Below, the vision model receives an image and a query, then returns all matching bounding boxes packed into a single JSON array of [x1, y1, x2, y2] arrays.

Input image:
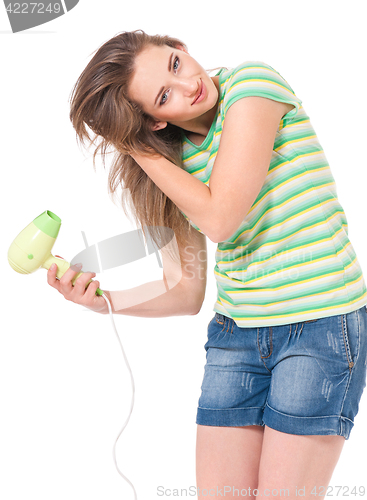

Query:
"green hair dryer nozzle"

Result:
[[8, 210, 104, 296]]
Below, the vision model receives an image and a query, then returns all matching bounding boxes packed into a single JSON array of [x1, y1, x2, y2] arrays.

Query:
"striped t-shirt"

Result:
[[180, 61, 367, 327]]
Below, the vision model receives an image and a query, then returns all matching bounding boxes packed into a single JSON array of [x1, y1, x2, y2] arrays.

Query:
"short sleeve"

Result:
[[223, 61, 302, 121]]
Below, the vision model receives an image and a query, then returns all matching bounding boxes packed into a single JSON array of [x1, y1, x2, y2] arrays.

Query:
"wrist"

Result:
[[99, 290, 113, 314], [130, 150, 162, 168]]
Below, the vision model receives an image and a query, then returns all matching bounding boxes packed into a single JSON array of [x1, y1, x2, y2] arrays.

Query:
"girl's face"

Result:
[[128, 43, 219, 132]]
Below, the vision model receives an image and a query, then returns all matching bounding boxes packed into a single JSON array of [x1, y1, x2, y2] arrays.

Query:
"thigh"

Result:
[[258, 425, 345, 499], [196, 424, 264, 495]]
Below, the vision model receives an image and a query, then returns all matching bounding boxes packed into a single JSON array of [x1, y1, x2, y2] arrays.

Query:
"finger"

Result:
[[83, 279, 101, 302], [82, 281, 107, 313], [59, 263, 84, 291], [47, 263, 61, 292], [72, 272, 96, 298]]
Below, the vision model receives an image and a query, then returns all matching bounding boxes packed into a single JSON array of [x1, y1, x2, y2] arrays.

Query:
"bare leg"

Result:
[[196, 424, 265, 497], [257, 425, 345, 499]]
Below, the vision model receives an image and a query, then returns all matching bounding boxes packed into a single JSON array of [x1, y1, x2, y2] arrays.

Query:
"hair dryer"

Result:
[[7, 210, 103, 296]]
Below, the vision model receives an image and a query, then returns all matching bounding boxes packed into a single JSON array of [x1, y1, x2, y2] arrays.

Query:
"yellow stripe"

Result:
[[214, 267, 344, 289], [223, 178, 335, 247], [188, 165, 207, 176], [281, 118, 310, 129], [228, 76, 294, 96], [274, 134, 317, 152], [246, 162, 330, 217], [216, 248, 357, 290], [225, 245, 355, 282], [182, 149, 204, 162], [217, 219, 348, 278], [215, 257, 351, 289], [267, 150, 328, 178], [220, 275, 363, 300], [217, 227, 350, 269], [215, 290, 367, 321]]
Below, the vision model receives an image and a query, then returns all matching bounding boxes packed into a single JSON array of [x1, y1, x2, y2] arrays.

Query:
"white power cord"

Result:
[[101, 292, 137, 500]]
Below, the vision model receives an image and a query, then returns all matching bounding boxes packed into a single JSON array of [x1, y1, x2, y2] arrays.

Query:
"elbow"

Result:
[[209, 234, 224, 244], [208, 218, 234, 243], [207, 227, 224, 244], [190, 291, 206, 315], [208, 229, 230, 244], [191, 302, 204, 315]]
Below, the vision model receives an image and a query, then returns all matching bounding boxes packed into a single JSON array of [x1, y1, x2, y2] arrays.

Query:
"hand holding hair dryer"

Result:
[[7, 210, 104, 296]]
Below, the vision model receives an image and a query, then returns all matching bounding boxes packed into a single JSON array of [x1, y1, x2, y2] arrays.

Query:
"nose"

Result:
[[177, 77, 199, 97]]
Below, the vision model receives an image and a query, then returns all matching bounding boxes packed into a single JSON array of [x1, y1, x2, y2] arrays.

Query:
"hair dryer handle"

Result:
[[43, 256, 104, 296]]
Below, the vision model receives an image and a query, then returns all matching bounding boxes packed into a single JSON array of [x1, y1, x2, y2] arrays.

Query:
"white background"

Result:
[[1, 1, 366, 499]]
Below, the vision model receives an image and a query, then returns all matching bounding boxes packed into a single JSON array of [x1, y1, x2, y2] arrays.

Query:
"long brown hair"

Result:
[[69, 29, 195, 263]]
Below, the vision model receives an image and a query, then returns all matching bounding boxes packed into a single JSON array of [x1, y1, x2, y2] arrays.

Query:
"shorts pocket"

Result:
[[215, 313, 229, 333], [340, 313, 359, 371], [205, 314, 231, 350]]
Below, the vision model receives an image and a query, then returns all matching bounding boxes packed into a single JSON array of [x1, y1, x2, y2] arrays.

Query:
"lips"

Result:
[[192, 80, 204, 105]]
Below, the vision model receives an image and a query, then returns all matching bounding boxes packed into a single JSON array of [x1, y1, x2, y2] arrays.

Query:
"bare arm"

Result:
[[47, 229, 207, 317], [103, 228, 207, 316]]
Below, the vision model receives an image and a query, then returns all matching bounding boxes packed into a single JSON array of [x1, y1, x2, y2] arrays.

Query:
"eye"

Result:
[[160, 90, 170, 105], [173, 56, 179, 72], [159, 56, 180, 106]]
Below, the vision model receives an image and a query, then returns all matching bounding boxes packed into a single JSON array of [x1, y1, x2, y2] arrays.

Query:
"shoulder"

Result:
[[221, 60, 301, 120], [225, 60, 294, 90], [220, 61, 276, 105]]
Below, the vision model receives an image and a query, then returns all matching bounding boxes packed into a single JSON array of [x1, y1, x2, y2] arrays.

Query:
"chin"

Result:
[[208, 91, 219, 110], [208, 84, 219, 105]]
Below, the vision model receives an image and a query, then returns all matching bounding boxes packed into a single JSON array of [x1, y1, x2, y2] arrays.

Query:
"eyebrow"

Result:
[[154, 52, 174, 106]]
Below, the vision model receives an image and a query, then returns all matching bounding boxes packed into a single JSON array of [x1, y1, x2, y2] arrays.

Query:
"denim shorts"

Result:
[[196, 305, 367, 439]]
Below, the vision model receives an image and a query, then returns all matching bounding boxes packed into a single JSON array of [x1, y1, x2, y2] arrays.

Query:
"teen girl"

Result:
[[47, 30, 367, 498]]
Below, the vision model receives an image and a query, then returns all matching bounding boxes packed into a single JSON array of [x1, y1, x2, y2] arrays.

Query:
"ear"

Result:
[[151, 120, 167, 131]]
